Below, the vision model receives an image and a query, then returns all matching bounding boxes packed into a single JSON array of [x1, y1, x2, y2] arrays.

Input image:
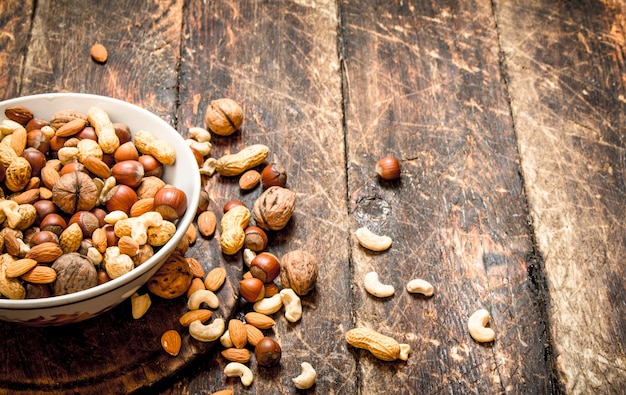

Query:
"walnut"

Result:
[[280, 249, 318, 296], [252, 186, 296, 231], [52, 171, 99, 214], [51, 253, 98, 295], [146, 253, 192, 299]]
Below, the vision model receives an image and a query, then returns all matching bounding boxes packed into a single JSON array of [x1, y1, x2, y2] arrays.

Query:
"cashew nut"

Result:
[[130, 292, 151, 319], [363, 271, 395, 298], [199, 157, 217, 176], [187, 139, 212, 157], [103, 246, 134, 279], [104, 210, 128, 224], [189, 318, 225, 342], [280, 288, 302, 323], [188, 289, 219, 310], [0, 200, 22, 229], [406, 278, 434, 297], [224, 362, 254, 387], [131, 211, 163, 245], [354, 227, 392, 251], [253, 293, 283, 315], [467, 309, 495, 343], [292, 362, 316, 389], [189, 127, 212, 143], [220, 329, 234, 348], [243, 248, 256, 267], [98, 176, 117, 205]]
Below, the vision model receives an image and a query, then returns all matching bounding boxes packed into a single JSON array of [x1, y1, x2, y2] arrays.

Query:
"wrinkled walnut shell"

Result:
[[252, 186, 296, 231], [146, 253, 192, 299], [51, 252, 98, 296], [280, 249, 318, 296], [52, 171, 98, 214], [204, 98, 243, 136]]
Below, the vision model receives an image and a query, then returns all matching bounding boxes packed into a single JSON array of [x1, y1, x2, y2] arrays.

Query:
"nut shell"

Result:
[[280, 249, 318, 296], [51, 253, 98, 296], [52, 171, 98, 214], [146, 253, 193, 299], [204, 98, 243, 136], [252, 186, 296, 231]]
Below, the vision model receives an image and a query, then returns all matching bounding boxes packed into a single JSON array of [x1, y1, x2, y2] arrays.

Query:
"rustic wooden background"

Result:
[[0, 0, 624, 394]]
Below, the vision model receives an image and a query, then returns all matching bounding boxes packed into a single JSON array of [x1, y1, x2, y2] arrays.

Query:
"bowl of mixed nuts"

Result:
[[0, 93, 201, 325]]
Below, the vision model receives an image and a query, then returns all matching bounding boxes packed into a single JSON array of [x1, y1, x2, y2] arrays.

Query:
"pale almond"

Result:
[[245, 324, 264, 347], [90, 43, 108, 63], [3, 232, 21, 256], [40, 166, 60, 189], [185, 223, 197, 244], [5, 258, 38, 278], [11, 188, 39, 205], [21, 265, 57, 284], [39, 187, 53, 200], [91, 227, 108, 253], [244, 312, 275, 329], [179, 309, 212, 327], [228, 319, 248, 349], [129, 198, 154, 217], [197, 210, 217, 237], [25, 242, 63, 263], [187, 257, 205, 279], [186, 277, 206, 298], [83, 156, 111, 179], [55, 117, 87, 137], [118, 235, 139, 256], [204, 267, 226, 291], [220, 348, 251, 363], [239, 169, 261, 190], [10, 126, 27, 156], [161, 329, 182, 356]]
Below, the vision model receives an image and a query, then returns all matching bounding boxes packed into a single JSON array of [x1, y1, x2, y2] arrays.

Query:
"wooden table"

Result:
[[1, 1, 625, 394]]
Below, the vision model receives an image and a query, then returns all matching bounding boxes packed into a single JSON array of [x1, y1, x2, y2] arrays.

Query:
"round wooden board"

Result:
[[0, 203, 241, 395]]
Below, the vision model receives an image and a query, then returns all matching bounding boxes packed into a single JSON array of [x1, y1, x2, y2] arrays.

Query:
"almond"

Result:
[[197, 210, 217, 237], [204, 267, 226, 291], [83, 156, 111, 179], [90, 43, 108, 63], [179, 309, 212, 327], [5, 106, 33, 125], [185, 223, 197, 245], [161, 329, 182, 356], [21, 265, 57, 284], [186, 277, 206, 298], [39, 187, 53, 200], [11, 188, 40, 205], [3, 232, 21, 256], [10, 126, 27, 156], [187, 257, 205, 279], [55, 117, 87, 137], [5, 258, 38, 278], [264, 282, 279, 297], [239, 169, 261, 190], [244, 312, 275, 329], [40, 166, 60, 189], [118, 235, 139, 256], [220, 348, 251, 363], [25, 242, 63, 263], [245, 324, 264, 347], [129, 198, 154, 217], [228, 319, 248, 349]]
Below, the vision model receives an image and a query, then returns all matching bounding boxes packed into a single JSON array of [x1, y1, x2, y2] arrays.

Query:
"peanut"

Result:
[[134, 129, 176, 165], [87, 106, 120, 154], [345, 327, 410, 361], [215, 144, 269, 176], [219, 205, 250, 255]]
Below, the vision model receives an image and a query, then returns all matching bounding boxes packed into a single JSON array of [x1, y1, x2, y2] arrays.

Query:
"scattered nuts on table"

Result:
[[363, 271, 395, 298], [90, 43, 108, 63], [375, 156, 401, 180], [254, 336, 282, 367], [292, 362, 317, 389], [345, 327, 410, 362], [467, 308, 495, 343], [406, 278, 435, 297], [223, 361, 254, 387], [354, 226, 393, 251]]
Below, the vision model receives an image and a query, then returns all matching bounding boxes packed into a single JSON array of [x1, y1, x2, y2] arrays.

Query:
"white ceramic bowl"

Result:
[[0, 93, 201, 326]]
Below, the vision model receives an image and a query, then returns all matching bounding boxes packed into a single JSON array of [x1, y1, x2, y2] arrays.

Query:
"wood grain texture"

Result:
[[167, 0, 353, 393], [341, 0, 558, 393], [0, 0, 34, 100], [495, 0, 626, 393]]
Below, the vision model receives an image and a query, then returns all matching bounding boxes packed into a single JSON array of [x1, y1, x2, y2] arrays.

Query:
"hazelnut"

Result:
[[223, 199, 245, 213], [249, 252, 280, 283], [105, 184, 138, 214], [111, 160, 144, 188], [60, 162, 87, 176], [22, 147, 47, 176], [113, 123, 132, 145], [204, 98, 243, 136], [244, 226, 268, 252], [26, 118, 49, 132], [375, 156, 401, 180], [26, 129, 50, 154], [261, 163, 287, 189], [153, 186, 187, 221], [69, 210, 100, 238], [196, 190, 210, 215], [138, 155, 163, 178], [30, 230, 59, 245], [76, 126, 97, 141], [114, 141, 139, 162], [33, 200, 57, 224], [254, 337, 281, 367], [239, 277, 265, 303]]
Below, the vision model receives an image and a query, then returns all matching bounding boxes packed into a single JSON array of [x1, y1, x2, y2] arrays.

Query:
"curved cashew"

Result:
[[224, 362, 254, 387], [220, 329, 234, 348], [280, 288, 302, 323], [253, 293, 283, 315], [189, 127, 212, 143], [468, 309, 495, 343], [104, 210, 128, 224], [399, 343, 411, 361], [103, 246, 134, 279], [292, 362, 316, 389], [98, 176, 117, 205], [243, 248, 256, 267], [187, 139, 212, 157], [189, 318, 225, 342], [363, 271, 395, 298], [354, 227, 392, 251], [188, 289, 219, 310], [200, 157, 217, 176], [131, 211, 163, 245], [406, 278, 434, 297]]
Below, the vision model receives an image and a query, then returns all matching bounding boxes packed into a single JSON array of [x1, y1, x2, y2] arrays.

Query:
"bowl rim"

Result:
[[0, 92, 201, 310]]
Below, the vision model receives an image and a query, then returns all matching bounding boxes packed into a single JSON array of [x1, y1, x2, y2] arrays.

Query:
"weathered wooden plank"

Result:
[[167, 0, 351, 393], [341, 0, 558, 393], [0, 0, 34, 100], [0, 1, 229, 394], [495, 0, 626, 393]]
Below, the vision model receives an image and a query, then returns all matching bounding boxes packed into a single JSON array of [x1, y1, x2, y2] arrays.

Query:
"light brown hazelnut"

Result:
[[105, 184, 138, 214], [239, 277, 265, 303], [138, 155, 163, 178], [375, 156, 401, 180], [111, 160, 144, 188]]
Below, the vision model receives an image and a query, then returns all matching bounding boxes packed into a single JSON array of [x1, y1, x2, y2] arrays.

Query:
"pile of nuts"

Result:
[[131, 98, 319, 391], [0, 105, 187, 299]]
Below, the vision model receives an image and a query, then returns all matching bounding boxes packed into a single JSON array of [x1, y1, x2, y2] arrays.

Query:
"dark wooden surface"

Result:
[[0, 1, 624, 394]]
